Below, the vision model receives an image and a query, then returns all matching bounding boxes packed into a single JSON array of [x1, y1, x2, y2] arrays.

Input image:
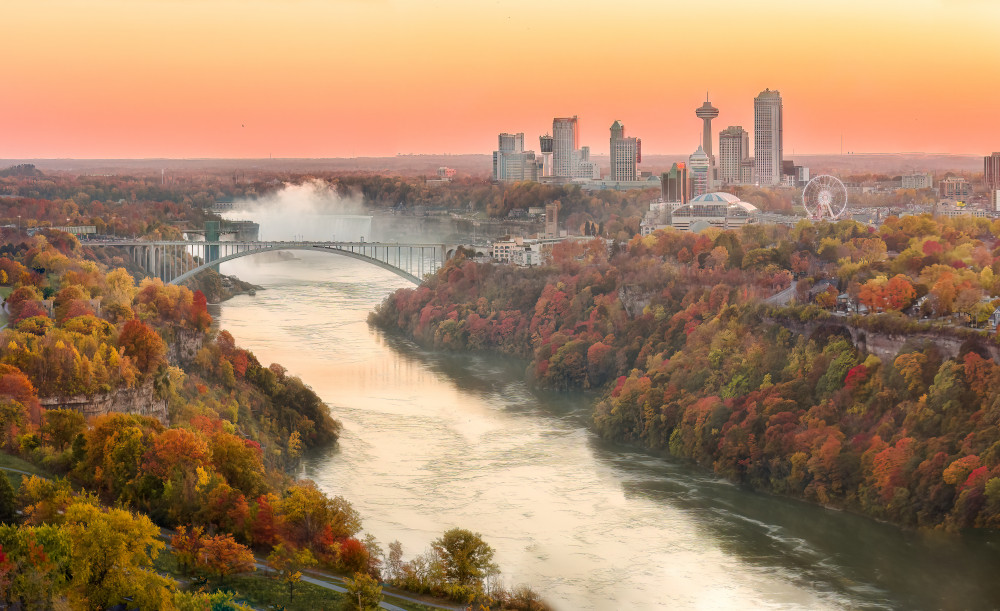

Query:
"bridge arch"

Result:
[[168, 244, 425, 286]]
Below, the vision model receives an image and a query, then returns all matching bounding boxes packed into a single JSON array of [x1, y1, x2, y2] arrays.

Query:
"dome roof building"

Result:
[[670, 191, 759, 232]]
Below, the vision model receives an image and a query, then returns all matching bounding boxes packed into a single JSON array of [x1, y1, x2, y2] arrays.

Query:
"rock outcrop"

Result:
[[39, 379, 167, 423]]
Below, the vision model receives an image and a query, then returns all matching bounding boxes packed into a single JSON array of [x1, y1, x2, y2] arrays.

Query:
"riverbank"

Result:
[[209, 253, 1000, 610]]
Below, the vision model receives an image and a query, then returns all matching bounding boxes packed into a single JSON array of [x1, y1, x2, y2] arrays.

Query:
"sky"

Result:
[[1, 0, 999, 159]]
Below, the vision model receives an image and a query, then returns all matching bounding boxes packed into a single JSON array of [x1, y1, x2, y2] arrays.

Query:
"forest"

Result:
[[371, 213, 1000, 531], [0, 167, 548, 610]]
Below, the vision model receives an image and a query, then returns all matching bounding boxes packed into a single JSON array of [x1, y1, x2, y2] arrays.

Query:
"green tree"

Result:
[[431, 528, 498, 588], [0, 475, 16, 524], [40, 408, 86, 451], [266, 542, 315, 603]]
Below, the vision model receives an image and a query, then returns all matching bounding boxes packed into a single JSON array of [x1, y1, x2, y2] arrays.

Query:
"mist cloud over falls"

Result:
[[224, 179, 373, 242]]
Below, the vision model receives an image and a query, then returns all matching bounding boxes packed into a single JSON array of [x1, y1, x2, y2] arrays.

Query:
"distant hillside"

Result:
[[0, 163, 43, 177], [0, 152, 985, 180]]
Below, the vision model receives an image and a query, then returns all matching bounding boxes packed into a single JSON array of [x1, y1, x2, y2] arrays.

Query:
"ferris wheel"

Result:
[[802, 175, 848, 220]]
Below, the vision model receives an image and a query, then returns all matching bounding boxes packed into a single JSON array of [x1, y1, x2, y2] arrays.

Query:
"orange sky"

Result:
[[1, 0, 999, 159]]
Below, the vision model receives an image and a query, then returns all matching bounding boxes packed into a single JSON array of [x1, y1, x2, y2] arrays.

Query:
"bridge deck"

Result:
[[88, 240, 446, 285]]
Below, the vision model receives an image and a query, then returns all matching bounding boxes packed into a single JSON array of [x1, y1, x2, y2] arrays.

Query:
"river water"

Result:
[[213, 252, 1000, 611]]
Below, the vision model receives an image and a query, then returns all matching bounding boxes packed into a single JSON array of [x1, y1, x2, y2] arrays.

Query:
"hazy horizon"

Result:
[[2, 0, 998, 159]]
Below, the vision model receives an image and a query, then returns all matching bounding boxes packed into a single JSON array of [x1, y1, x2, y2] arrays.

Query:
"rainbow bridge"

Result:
[[88, 240, 448, 285]]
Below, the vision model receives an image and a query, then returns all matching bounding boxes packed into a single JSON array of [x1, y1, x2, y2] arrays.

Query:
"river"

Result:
[[213, 251, 1000, 611]]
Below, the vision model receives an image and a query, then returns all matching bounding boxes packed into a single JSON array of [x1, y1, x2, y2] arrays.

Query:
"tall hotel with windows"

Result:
[[609, 120, 641, 181], [754, 89, 783, 186], [719, 126, 750, 184], [688, 146, 711, 197], [986, 152, 1000, 210], [492, 132, 539, 182], [552, 116, 579, 178]]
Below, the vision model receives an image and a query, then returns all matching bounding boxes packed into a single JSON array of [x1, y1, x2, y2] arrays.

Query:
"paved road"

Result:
[[764, 279, 797, 306], [161, 528, 460, 611]]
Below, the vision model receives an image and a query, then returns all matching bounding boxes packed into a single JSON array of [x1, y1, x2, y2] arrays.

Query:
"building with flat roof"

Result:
[[552, 117, 579, 178], [901, 173, 933, 190], [719, 126, 749, 184], [493, 132, 540, 182], [939, 176, 972, 201], [661, 162, 688, 204], [986, 152, 1000, 191], [754, 89, 783, 186]]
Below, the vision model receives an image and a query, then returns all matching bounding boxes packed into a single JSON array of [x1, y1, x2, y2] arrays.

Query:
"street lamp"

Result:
[[17, 215, 20, 232]]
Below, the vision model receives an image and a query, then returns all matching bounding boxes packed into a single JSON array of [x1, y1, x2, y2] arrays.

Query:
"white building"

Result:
[[493, 132, 540, 182], [571, 146, 601, 179], [901, 173, 933, 190], [670, 192, 759, 232], [754, 89, 783, 186], [552, 117, 579, 178], [689, 146, 711, 197]]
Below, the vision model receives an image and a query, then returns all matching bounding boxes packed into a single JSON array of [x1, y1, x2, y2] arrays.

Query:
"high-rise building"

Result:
[[572, 146, 600, 179], [688, 146, 711, 197], [493, 132, 539, 182], [718, 126, 749, 184], [740, 158, 754, 184], [754, 89, 783, 186], [539, 135, 554, 177], [609, 120, 641, 181], [552, 117, 579, 178], [985, 152, 1000, 190], [661, 162, 688, 204]]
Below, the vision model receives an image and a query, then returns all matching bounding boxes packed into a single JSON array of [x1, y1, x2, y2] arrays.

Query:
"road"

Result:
[[764, 279, 797, 306]]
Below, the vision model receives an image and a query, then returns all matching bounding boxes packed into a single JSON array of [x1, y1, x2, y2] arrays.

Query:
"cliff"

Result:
[[773, 316, 1000, 363], [39, 379, 167, 423]]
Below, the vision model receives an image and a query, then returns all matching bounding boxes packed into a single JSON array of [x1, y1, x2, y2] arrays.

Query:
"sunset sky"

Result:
[[2, 0, 999, 159]]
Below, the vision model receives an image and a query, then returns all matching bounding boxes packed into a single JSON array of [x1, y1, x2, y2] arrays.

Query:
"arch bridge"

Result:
[[88, 240, 447, 285]]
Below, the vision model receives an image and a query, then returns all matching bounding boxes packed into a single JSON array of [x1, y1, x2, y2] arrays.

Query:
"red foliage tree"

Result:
[[118, 319, 166, 375]]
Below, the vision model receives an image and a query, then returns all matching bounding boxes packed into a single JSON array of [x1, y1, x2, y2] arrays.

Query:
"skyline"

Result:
[[2, 0, 999, 159]]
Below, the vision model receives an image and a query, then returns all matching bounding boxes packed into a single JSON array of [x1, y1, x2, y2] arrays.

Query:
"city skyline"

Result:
[[1, 0, 999, 159]]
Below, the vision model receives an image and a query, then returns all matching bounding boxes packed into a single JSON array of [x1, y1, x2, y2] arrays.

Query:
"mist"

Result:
[[223, 179, 373, 242]]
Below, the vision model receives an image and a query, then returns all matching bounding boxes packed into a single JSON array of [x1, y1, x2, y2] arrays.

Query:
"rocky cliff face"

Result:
[[774, 317, 1000, 364], [167, 328, 204, 368], [618, 285, 654, 318], [39, 379, 167, 423]]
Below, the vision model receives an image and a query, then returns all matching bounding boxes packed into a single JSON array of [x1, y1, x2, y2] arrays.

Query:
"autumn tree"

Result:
[[266, 541, 316, 603], [63, 502, 175, 610], [344, 571, 384, 611], [118, 319, 167, 376], [194, 534, 255, 584]]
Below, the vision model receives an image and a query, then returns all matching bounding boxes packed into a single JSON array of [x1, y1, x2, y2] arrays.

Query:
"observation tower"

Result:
[[695, 96, 720, 164]]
